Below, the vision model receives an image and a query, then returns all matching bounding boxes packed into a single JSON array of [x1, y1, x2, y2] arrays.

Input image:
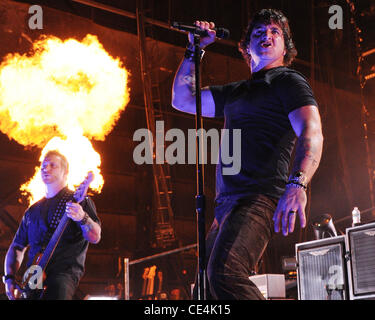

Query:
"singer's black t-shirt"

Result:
[[209, 66, 318, 223]]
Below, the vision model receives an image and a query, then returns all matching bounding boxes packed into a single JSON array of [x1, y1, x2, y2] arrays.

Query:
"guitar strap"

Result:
[[41, 188, 74, 251]]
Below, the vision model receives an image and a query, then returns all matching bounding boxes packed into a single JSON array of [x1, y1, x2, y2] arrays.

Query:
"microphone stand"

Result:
[[193, 34, 207, 300]]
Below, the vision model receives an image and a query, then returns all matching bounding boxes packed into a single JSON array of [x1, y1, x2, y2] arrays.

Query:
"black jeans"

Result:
[[42, 273, 78, 300], [194, 194, 278, 300]]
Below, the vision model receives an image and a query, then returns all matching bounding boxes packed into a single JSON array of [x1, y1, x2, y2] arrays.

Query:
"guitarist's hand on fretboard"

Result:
[[65, 201, 86, 222]]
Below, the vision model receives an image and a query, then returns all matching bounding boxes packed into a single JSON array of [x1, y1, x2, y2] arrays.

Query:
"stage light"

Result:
[[84, 295, 119, 300]]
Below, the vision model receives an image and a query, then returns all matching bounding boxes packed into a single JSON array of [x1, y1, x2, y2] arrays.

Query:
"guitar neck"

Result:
[[37, 213, 71, 271], [35, 173, 93, 273]]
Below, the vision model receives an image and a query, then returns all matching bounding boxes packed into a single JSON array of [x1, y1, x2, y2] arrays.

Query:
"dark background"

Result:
[[0, 0, 375, 299]]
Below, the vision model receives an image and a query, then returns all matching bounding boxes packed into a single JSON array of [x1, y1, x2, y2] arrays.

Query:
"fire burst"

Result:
[[0, 34, 130, 204]]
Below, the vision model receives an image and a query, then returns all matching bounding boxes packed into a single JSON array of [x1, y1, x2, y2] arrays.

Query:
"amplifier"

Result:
[[248, 274, 285, 299], [346, 222, 375, 300], [296, 236, 348, 300]]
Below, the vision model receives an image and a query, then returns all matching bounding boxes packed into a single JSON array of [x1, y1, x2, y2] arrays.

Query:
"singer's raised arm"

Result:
[[171, 21, 217, 118], [171, 60, 216, 117]]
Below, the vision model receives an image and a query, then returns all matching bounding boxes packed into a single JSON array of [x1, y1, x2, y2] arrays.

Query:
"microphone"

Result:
[[171, 21, 230, 39]]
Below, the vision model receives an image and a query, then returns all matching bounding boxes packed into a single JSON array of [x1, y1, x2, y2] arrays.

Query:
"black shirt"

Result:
[[13, 187, 100, 281], [210, 66, 318, 222]]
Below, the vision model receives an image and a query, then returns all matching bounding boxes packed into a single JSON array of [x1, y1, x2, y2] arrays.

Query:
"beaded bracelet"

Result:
[[287, 171, 307, 189], [286, 182, 307, 191], [288, 171, 307, 183]]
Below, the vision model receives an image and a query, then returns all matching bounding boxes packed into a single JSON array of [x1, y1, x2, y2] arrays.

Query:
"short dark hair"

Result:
[[43, 150, 69, 173], [238, 8, 298, 68]]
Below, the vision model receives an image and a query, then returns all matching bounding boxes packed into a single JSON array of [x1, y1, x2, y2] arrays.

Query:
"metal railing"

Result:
[[123, 243, 197, 300]]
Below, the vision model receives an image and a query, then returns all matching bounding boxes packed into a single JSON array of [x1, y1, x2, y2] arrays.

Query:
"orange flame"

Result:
[[0, 34, 130, 204]]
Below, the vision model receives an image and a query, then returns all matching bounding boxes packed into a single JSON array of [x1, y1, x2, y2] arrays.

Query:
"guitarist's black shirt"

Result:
[[13, 187, 100, 282]]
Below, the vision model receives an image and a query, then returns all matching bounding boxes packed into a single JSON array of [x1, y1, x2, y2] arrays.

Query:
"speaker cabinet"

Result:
[[346, 222, 375, 300], [296, 236, 348, 300]]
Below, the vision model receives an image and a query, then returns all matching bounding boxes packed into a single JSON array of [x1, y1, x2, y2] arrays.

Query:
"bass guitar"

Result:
[[17, 172, 94, 299]]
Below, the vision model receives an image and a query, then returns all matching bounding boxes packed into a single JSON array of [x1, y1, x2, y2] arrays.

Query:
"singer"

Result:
[[171, 9, 323, 300]]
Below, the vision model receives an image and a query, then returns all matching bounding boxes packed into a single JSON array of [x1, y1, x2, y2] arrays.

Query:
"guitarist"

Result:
[[3, 150, 101, 300]]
